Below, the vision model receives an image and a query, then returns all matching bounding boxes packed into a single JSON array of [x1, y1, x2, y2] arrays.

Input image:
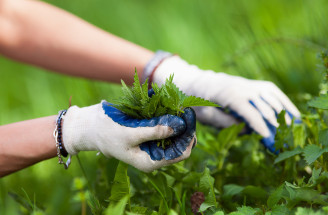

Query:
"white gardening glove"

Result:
[[143, 52, 300, 153], [62, 101, 197, 172]]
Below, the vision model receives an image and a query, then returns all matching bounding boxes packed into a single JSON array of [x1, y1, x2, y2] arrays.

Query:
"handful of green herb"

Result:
[[111, 71, 218, 148]]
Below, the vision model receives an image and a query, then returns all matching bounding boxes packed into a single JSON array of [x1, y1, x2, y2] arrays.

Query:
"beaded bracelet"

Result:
[[53, 109, 71, 169]]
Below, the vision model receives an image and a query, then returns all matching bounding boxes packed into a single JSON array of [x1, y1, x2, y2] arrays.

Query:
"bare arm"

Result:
[[0, 0, 154, 84], [0, 116, 57, 177]]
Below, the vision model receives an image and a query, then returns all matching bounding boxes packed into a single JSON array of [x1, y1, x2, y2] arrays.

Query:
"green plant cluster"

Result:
[[3, 1, 328, 214], [111, 71, 218, 119], [10, 54, 328, 215], [111, 71, 218, 148]]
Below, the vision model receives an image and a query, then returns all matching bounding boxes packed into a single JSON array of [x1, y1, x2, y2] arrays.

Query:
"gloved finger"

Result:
[[268, 84, 301, 118], [260, 92, 284, 115], [164, 107, 197, 160], [132, 136, 196, 172], [102, 101, 186, 145], [193, 106, 239, 128], [230, 101, 271, 138], [138, 108, 197, 161], [261, 93, 299, 125], [252, 98, 279, 127]]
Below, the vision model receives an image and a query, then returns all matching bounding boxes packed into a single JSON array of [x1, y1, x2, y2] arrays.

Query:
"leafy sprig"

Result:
[[109, 70, 218, 148], [111, 70, 218, 119]]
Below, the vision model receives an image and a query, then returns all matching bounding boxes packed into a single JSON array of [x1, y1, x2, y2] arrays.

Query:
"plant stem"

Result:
[[76, 155, 93, 193]]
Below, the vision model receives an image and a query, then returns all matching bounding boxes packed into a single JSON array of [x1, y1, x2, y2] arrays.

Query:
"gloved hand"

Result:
[[62, 101, 196, 172], [143, 52, 300, 153]]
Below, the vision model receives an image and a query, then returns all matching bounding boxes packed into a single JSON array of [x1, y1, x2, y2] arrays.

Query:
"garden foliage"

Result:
[[10, 52, 328, 215]]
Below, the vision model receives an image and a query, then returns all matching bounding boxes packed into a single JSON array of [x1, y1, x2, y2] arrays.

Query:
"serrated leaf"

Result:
[[319, 129, 328, 146], [308, 95, 328, 109], [267, 184, 284, 208], [216, 123, 245, 151], [121, 80, 138, 105], [199, 168, 217, 212], [271, 205, 292, 215], [154, 106, 168, 117], [229, 206, 260, 215], [275, 110, 294, 149], [274, 147, 302, 164], [308, 168, 322, 186], [109, 162, 131, 208], [113, 71, 219, 124], [293, 124, 306, 148], [132, 69, 143, 102], [302, 145, 328, 165], [182, 95, 218, 108], [105, 195, 128, 215], [111, 104, 142, 119], [295, 207, 327, 215]]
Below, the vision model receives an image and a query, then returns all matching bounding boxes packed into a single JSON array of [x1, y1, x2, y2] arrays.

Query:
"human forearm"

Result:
[[0, 116, 57, 177], [0, 0, 153, 84]]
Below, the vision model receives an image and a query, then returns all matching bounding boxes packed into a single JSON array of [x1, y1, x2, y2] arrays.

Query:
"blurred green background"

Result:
[[0, 0, 327, 214]]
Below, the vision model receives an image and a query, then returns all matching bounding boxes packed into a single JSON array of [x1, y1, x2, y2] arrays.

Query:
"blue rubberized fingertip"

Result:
[[148, 89, 155, 97], [102, 101, 196, 161], [218, 100, 300, 154], [140, 107, 196, 161]]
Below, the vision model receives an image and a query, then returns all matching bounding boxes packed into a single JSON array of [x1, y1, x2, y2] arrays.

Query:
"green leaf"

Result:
[[121, 79, 138, 105], [319, 129, 328, 146], [87, 192, 104, 215], [267, 184, 284, 208], [271, 205, 292, 215], [223, 184, 244, 198], [275, 110, 294, 149], [132, 69, 144, 102], [113, 71, 220, 123], [146, 172, 172, 214], [274, 147, 302, 164], [284, 183, 328, 207], [105, 195, 129, 215], [293, 124, 306, 148], [302, 144, 328, 165], [229, 206, 260, 215], [242, 185, 267, 200], [181, 95, 218, 108], [295, 207, 327, 215], [308, 94, 328, 110], [308, 167, 322, 186], [109, 161, 131, 209], [198, 168, 217, 212], [216, 123, 245, 151]]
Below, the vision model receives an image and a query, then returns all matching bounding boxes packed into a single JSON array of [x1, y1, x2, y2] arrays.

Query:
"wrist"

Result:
[[142, 50, 173, 84]]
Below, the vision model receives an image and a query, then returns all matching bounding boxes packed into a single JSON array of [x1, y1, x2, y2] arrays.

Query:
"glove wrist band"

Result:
[[53, 109, 71, 169], [142, 50, 173, 84]]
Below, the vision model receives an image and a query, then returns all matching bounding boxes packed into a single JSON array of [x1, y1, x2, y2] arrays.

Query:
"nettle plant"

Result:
[[110, 71, 218, 148]]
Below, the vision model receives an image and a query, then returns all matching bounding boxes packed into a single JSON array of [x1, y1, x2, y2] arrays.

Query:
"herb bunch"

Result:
[[110, 71, 218, 148], [112, 71, 218, 119]]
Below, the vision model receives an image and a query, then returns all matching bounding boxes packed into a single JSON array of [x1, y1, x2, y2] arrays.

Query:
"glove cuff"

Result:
[[62, 104, 101, 155], [142, 50, 173, 84]]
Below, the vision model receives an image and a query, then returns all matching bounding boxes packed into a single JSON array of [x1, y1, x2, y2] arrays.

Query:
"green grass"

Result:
[[1, 0, 328, 214]]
